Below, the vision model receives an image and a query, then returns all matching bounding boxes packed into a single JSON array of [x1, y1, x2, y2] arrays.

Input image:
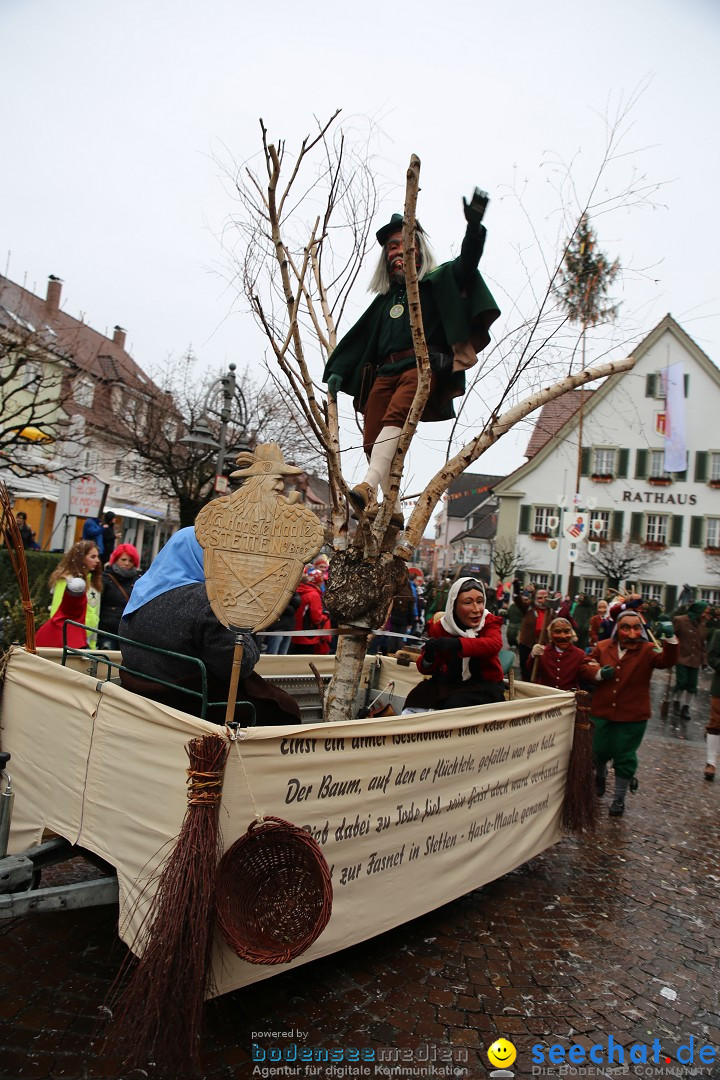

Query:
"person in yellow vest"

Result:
[[36, 540, 102, 649]]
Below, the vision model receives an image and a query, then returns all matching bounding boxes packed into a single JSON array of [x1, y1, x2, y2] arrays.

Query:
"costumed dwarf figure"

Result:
[[585, 608, 678, 817], [531, 617, 598, 691], [402, 577, 504, 714], [323, 190, 500, 528], [513, 582, 549, 681], [588, 599, 610, 646], [672, 600, 709, 719]]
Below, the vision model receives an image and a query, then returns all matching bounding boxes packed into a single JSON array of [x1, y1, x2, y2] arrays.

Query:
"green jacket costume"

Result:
[[322, 260, 500, 421]]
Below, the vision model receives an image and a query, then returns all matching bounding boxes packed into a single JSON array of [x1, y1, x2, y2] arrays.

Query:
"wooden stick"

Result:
[[530, 598, 562, 681], [224, 634, 246, 726]]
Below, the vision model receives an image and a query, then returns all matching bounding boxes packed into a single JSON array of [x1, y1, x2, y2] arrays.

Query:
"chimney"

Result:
[[113, 325, 127, 350], [46, 274, 63, 313]]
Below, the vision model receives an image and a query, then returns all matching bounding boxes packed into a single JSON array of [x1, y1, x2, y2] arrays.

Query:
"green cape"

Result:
[[323, 261, 500, 419]]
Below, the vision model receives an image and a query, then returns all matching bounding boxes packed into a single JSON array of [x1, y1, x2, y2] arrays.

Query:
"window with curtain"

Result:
[[645, 514, 668, 544]]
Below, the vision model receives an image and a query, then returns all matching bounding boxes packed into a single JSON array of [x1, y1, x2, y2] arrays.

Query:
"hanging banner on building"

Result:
[[68, 474, 108, 518], [562, 512, 589, 541], [662, 363, 687, 472]]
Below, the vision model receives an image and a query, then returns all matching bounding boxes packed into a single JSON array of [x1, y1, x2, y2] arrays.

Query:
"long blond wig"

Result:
[[367, 231, 437, 295]]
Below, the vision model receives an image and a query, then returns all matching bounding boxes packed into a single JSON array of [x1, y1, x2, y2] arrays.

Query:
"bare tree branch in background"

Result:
[[580, 535, 668, 590], [106, 353, 323, 527], [492, 538, 529, 583], [0, 321, 73, 477]]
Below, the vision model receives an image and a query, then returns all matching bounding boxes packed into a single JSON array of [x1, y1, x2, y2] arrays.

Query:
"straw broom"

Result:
[[107, 732, 229, 1078], [0, 483, 36, 652], [562, 689, 596, 834]]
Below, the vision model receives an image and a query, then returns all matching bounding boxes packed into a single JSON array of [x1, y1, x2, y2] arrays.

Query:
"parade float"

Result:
[[0, 449, 591, 1075]]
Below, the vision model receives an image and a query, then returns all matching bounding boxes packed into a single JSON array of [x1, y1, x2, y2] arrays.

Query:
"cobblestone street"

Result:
[[1, 670, 718, 1080]]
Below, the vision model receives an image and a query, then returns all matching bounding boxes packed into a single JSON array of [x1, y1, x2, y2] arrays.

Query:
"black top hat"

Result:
[[376, 212, 424, 247]]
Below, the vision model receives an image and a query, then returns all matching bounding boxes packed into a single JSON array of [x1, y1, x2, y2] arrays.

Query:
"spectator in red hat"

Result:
[[98, 544, 141, 650]]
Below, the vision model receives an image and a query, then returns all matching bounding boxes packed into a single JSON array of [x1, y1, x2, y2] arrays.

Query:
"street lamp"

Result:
[[180, 363, 252, 495]]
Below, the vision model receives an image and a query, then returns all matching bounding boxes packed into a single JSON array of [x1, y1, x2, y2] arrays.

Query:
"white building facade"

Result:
[[493, 316, 720, 611]]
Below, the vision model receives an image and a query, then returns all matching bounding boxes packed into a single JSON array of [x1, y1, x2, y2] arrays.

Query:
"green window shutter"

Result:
[[630, 512, 644, 543], [635, 449, 648, 479], [694, 451, 708, 483], [518, 505, 531, 534], [689, 516, 704, 548], [580, 447, 591, 477], [674, 466, 687, 481], [684, 374, 689, 397], [611, 510, 624, 541], [670, 516, 683, 547], [617, 448, 629, 479], [665, 584, 677, 613], [645, 374, 656, 398]]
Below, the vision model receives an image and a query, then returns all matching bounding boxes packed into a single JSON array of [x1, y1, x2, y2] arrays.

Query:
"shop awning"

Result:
[[10, 490, 59, 503], [104, 505, 157, 523]]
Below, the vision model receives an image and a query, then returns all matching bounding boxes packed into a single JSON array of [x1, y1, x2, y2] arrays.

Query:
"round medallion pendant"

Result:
[[389, 303, 404, 319]]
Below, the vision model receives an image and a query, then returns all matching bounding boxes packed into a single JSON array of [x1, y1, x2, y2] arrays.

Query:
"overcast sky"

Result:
[[2, 0, 719, 499]]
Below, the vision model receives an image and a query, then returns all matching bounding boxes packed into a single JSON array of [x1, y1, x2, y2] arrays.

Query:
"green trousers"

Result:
[[592, 716, 648, 779]]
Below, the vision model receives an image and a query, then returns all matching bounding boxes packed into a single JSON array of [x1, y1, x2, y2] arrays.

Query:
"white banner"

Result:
[[2, 649, 576, 996], [662, 363, 687, 473]]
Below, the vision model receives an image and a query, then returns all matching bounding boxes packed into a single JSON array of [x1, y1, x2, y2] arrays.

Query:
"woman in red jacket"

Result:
[[291, 568, 331, 655], [403, 577, 504, 713]]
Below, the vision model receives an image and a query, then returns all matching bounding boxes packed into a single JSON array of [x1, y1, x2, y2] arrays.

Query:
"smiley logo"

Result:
[[487, 1039, 517, 1069]]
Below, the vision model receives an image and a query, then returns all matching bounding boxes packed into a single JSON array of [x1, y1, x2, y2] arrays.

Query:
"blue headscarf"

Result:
[[122, 527, 205, 617]]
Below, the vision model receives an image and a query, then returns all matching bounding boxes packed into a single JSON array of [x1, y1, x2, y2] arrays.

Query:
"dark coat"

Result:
[[119, 583, 299, 726], [99, 566, 141, 636]]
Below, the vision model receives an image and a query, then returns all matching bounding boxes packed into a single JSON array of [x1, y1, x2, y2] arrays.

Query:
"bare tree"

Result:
[[223, 101, 661, 721], [106, 353, 324, 527], [0, 322, 72, 476], [491, 538, 529, 583], [580, 536, 668, 590]]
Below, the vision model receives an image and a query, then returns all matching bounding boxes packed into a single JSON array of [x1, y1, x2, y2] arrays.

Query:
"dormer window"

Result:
[[74, 377, 94, 408]]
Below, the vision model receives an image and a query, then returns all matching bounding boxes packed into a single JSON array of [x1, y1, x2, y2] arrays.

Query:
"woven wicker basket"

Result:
[[216, 816, 333, 965]]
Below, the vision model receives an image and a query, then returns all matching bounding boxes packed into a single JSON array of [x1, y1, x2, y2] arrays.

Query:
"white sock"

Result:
[[363, 426, 403, 512], [707, 733, 720, 767]]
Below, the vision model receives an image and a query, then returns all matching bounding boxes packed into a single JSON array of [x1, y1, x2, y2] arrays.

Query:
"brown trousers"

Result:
[[363, 369, 440, 455]]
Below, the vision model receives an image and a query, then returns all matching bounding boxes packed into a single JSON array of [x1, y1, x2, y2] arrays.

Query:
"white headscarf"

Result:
[[439, 577, 489, 681]]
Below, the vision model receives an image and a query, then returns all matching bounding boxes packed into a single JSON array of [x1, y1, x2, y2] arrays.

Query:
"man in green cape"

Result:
[[323, 190, 500, 529]]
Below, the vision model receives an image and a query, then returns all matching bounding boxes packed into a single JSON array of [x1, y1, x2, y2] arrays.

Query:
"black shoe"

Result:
[[595, 772, 606, 797], [629, 777, 639, 793], [609, 798, 625, 817]]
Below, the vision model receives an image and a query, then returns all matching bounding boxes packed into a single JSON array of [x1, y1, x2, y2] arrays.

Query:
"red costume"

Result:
[[35, 581, 89, 648], [293, 580, 331, 654], [533, 643, 589, 691]]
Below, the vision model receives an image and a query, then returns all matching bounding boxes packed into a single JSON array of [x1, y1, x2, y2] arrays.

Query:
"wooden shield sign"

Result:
[[195, 444, 325, 632]]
